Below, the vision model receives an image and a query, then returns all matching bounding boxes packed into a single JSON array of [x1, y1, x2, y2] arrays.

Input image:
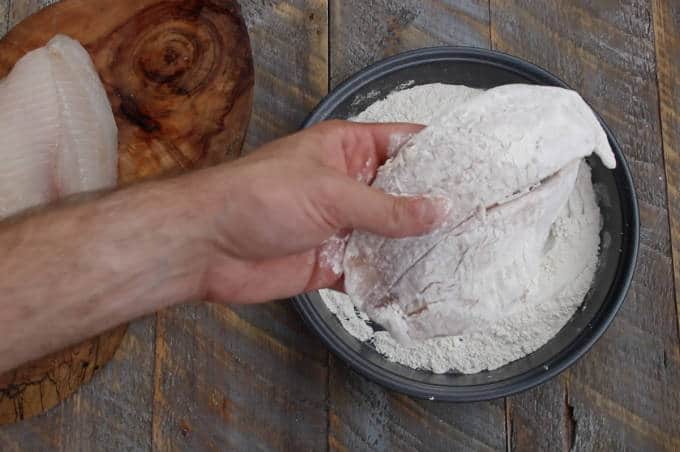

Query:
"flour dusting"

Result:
[[319, 234, 348, 276], [319, 83, 605, 374]]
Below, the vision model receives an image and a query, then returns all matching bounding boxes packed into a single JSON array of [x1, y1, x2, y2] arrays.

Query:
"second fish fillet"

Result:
[[0, 34, 118, 219]]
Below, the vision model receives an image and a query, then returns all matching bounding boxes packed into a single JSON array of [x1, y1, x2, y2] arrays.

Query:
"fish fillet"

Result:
[[343, 84, 616, 343], [0, 34, 117, 219]]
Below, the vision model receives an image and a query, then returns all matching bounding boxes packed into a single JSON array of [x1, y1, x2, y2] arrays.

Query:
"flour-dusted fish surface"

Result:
[[343, 84, 616, 343], [0, 34, 117, 219]]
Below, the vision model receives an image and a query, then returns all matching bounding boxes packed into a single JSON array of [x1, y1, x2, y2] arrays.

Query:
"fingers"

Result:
[[319, 121, 448, 238], [311, 120, 424, 168], [332, 178, 450, 238]]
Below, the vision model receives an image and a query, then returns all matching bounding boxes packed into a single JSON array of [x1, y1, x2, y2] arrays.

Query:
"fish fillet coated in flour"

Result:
[[343, 84, 616, 343], [0, 34, 117, 219]]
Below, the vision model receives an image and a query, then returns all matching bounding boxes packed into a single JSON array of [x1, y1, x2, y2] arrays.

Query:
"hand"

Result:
[[197, 120, 448, 303], [0, 120, 447, 372]]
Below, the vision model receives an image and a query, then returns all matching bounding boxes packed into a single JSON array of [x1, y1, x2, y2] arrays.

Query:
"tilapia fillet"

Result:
[[0, 34, 117, 219], [343, 84, 616, 343]]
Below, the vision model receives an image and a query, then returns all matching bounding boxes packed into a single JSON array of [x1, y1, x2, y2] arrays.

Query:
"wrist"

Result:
[[148, 175, 218, 306], [87, 175, 216, 311]]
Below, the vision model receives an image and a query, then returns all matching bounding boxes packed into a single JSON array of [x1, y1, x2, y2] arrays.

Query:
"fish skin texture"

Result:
[[343, 84, 616, 343], [0, 34, 118, 220]]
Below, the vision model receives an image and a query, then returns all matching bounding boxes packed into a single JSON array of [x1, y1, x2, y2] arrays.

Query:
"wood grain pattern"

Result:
[[3, 0, 56, 33], [151, 1, 330, 450], [0, 0, 253, 427], [329, 0, 490, 86], [0, 326, 127, 424], [505, 376, 576, 451], [2, 0, 680, 450], [491, 0, 680, 449], [0, 318, 155, 450], [327, 2, 506, 452], [241, 0, 328, 149], [152, 303, 329, 450], [329, 360, 506, 452], [0, 0, 254, 182], [653, 0, 680, 368]]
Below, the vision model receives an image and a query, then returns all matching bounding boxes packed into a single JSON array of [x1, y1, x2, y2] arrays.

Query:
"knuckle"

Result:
[[389, 197, 408, 229], [313, 176, 345, 229], [390, 196, 423, 236]]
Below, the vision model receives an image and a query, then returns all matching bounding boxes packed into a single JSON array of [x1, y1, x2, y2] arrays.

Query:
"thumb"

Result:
[[332, 179, 449, 238]]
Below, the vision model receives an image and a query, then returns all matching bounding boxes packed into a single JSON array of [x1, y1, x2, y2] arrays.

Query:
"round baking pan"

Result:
[[292, 47, 639, 401]]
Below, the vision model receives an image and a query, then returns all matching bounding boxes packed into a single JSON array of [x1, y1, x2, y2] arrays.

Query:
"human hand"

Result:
[[196, 120, 449, 304]]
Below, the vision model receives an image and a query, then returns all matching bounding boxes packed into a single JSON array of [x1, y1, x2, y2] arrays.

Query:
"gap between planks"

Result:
[[651, 0, 680, 357], [325, 3, 332, 452], [487, 2, 514, 450]]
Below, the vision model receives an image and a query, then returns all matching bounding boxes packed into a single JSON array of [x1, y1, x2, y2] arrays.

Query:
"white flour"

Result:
[[319, 234, 348, 276], [319, 83, 604, 374]]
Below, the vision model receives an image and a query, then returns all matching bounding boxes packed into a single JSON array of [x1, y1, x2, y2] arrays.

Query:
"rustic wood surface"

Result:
[[1, 0, 680, 450], [0, 0, 253, 428], [491, 1, 679, 451], [654, 0, 680, 369]]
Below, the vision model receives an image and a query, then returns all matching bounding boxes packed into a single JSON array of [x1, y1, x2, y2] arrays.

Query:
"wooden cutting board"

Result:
[[0, 0, 253, 424]]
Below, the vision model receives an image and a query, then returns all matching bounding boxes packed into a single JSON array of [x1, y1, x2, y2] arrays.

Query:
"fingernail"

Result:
[[414, 196, 451, 228]]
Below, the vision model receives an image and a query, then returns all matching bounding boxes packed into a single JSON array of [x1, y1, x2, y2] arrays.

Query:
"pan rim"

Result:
[[293, 46, 640, 402]]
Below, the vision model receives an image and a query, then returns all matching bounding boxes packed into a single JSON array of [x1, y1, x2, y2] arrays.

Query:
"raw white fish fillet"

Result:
[[0, 34, 117, 219], [343, 84, 616, 343]]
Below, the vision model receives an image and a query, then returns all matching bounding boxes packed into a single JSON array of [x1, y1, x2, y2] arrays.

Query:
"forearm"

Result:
[[0, 121, 442, 373], [0, 174, 213, 373]]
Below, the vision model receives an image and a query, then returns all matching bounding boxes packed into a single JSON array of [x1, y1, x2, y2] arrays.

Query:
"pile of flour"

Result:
[[319, 83, 603, 374]]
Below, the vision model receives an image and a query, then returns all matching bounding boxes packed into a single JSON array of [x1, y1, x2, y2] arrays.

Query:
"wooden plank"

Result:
[[0, 318, 156, 451], [152, 303, 329, 451], [0, 1, 8, 36], [6, 0, 55, 30], [327, 2, 507, 451], [0, 0, 56, 38], [242, 0, 329, 149], [653, 0, 680, 364], [151, 1, 330, 450], [329, 360, 506, 452], [505, 376, 575, 452], [490, 0, 680, 449], [329, 0, 491, 86]]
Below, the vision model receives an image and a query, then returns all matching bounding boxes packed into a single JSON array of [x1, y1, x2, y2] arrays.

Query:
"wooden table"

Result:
[[0, 0, 679, 450]]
